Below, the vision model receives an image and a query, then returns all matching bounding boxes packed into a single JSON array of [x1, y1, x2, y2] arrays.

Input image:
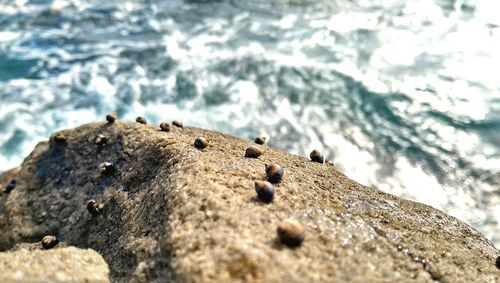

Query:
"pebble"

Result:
[[277, 219, 305, 247], [136, 116, 147, 125], [41, 235, 59, 249], [254, 181, 275, 203], [93, 134, 107, 146], [160, 122, 170, 132], [496, 256, 500, 269], [245, 146, 263, 158], [87, 199, 103, 216], [98, 162, 115, 175], [106, 113, 117, 123], [265, 164, 285, 183], [255, 136, 266, 145], [172, 120, 183, 128], [310, 149, 324, 163], [4, 179, 16, 193], [325, 159, 334, 166], [194, 137, 209, 149]]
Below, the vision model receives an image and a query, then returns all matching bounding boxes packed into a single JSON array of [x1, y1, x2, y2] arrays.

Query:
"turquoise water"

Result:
[[0, 0, 499, 246]]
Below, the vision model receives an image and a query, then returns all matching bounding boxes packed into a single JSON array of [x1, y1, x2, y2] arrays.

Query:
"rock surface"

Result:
[[0, 121, 499, 282], [0, 245, 109, 283]]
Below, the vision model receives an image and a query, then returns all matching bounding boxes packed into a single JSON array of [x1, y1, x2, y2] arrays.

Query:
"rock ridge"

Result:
[[0, 121, 498, 282]]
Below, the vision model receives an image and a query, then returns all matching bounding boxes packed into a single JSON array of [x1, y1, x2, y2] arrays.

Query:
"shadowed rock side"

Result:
[[0, 122, 498, 282]]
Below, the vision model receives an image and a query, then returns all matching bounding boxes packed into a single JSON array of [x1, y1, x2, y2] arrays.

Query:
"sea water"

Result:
[[0, 0, 499, 246]]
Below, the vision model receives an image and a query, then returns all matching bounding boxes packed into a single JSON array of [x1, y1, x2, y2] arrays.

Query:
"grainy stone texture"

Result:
[[0, 122, 499, 282], [0, 245, 109, 283]]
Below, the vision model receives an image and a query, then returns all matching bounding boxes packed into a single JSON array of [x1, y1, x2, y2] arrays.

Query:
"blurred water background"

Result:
[[0, 0, 499, 246]]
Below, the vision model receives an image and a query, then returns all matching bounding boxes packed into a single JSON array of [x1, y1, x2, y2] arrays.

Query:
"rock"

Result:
[[0, 245, 109, 283], [0, 122, 498, 282]]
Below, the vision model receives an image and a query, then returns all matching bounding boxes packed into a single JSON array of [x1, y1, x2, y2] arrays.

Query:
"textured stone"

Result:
[[0, 245, 109, 283], [0, 122, 498, 282]]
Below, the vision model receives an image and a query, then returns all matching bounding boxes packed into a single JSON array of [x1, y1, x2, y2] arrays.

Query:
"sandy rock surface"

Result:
[[0, 121, 498, 282], [0, 245, 109, 283]]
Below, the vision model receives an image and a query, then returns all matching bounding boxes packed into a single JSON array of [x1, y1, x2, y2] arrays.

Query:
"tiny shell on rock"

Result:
[[136, 116, 147, 124], [94, 134, 107, 146], [277, 219, 305, 247], [265, 164, 285, 183], [194, 137, 209, 149], [41, 235, 59, 249], [245, 146, 263, 158], [106, 113, 117, 123], [172, 120, 183, 128], [255, 136, 266, 145], [254, 181, 275, 203], [4, 179, 16, 193], [98, 162, 115, 175], [160, 122, 170, 132], [310, 149, 324, 163]]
